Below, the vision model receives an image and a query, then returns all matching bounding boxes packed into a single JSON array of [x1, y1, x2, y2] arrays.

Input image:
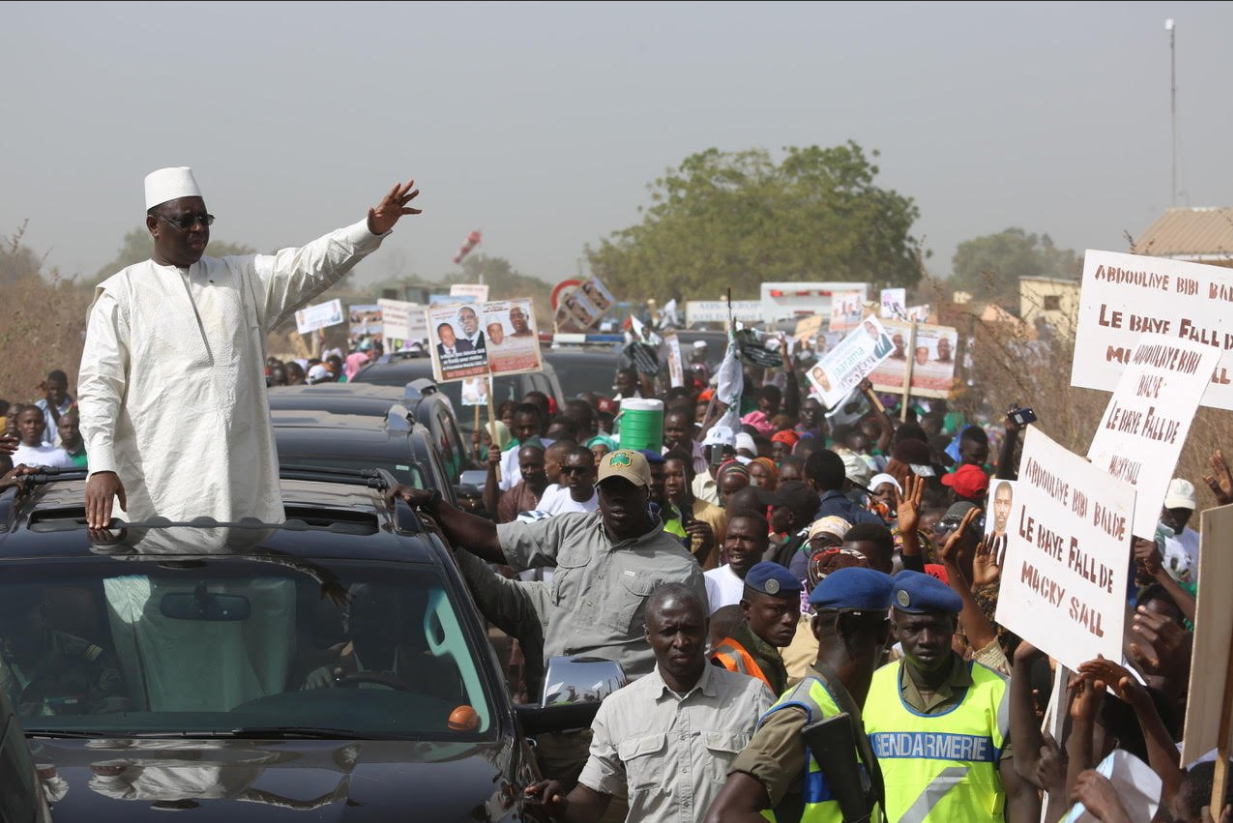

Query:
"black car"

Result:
[[539, 347, 621, 400], [271, 408, 460, 502], [0, 468, 544, 822], [268, 382, 471, 482], [352, 354, 564, 435]]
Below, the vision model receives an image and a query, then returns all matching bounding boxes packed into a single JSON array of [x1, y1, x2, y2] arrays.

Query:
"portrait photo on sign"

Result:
[[461, 376, 490, 406], [985, 480, 1016, 552], [580, 277, 615, 312], [484, 298, 542, 376], [427, 303, 489, 382]]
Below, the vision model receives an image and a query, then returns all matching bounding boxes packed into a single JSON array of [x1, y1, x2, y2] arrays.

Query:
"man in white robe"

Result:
[[78, 167, 422, 528]]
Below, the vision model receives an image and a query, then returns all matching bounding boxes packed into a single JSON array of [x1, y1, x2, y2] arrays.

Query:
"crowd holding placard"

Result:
[[4, 167, 1233, 823]]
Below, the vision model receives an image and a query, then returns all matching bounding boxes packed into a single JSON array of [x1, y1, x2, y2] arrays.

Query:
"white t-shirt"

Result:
[[498, 437, 556, 491], [12, 443, 75, 470], [1162, 526, 1201, 583], [703, 565, 747, 615], [536, 484, 600, 515]]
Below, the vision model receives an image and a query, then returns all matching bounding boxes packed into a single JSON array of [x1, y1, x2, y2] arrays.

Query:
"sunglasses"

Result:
[[559, 466, 590, 476], [156, 212, 215, 230]]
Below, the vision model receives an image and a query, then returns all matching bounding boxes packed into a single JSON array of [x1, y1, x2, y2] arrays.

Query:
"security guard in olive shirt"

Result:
[[710, 562, 801, 696], [862, 571, 1035, 823], [704, 567, 895, 823]]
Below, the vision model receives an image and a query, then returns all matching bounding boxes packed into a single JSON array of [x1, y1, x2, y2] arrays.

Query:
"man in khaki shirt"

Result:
[[393, 449, 707, 680], [526, 584, 772, 823]]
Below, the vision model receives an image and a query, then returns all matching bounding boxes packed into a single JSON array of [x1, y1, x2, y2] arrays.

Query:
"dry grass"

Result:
[[0, 276, 91, 407]]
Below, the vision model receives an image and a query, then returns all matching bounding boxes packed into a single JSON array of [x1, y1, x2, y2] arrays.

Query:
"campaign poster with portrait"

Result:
[[348, 304, 383, 349], [483, 298, 542, 376], [461, 376, 490, 406], [829, 291, 865, 332], [296, 298, 344, 334], [580, 276, 616, 313], [555, 288, 602, 332], [985, 480, 1017, 543], [867, 320, 959, 399], [805, 316, 895, 409], [427, 303, 489, 382]]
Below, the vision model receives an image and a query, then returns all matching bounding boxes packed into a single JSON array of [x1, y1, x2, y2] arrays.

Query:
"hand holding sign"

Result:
[[1078, 656, 1149, 708], [972, 534, 1005, 589]]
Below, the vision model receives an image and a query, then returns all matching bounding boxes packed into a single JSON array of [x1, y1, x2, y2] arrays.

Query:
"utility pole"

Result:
[[1166, 18, 1177, 207]]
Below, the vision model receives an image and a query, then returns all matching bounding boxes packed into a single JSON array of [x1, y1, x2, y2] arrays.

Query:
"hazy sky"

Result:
[[3, 1, 1230, 292]]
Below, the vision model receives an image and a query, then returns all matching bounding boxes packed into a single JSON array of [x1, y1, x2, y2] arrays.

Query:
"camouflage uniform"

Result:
[[0, 631, 130, 716]]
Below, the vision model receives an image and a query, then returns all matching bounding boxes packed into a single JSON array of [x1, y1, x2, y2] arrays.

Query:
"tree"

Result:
[[1, 222, 49, 285], [950, 228, 1080, 305], [585, 142, 926, 300], [90, 228, 256, 285]]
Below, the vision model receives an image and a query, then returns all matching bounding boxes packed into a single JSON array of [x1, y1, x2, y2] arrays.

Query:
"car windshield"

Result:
[[543, 354, 618, 399], [1, 558, 494, 740], [278, 454, 426, 488]]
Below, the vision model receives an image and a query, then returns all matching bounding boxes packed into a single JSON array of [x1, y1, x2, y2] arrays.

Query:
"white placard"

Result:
[[1071, 249, 1233, 409], [461, 376, 490, 406], [760, 282, 868, 324], [377, 298, 426, 342], [685, 300, 763, 326], [451, 283, 490, 303], [1087, 334, 1219, 538], [665, 331, 684, 388], [880, 288, 906, 319], [995, 427, 1136, 671], [805, 316, 894, 408], [294, 298, 344, 334], [1181, 504, 1233, 765]]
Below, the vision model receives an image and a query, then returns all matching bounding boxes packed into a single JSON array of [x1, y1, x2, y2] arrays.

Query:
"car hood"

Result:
[[29, 737, 530, 823]]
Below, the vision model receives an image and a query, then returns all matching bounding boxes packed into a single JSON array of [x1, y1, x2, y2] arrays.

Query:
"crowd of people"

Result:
[[391, 338, 1230, 823], [1, 164, 1228, 821]]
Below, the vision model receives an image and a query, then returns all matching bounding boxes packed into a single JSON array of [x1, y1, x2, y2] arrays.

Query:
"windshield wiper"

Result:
[[25, 729, 120, 739], [225, 726, 367, 740]]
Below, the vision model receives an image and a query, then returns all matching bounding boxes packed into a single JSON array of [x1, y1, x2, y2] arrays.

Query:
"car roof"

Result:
[[0, 473, 437, 564]]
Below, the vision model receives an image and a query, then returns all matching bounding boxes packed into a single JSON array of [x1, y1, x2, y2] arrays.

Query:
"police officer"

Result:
[[861, 571, 1035, 823], [704, 567, 895, 823], [0, 588, 130, 716], [711, 562, 801, 696]]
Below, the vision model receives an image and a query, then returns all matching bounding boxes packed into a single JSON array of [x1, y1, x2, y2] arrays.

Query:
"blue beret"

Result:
[[638, 449, 666, 465], [744, 562, 803, 599], [808, 567, 894, 612], [891, 570, 963, 615]]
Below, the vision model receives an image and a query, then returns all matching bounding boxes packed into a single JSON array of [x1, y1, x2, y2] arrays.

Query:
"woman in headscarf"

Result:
[[586, 434, 618, 463], [770, 429, 800, 463], [747, 457, 779, 491], [715, 460, 751, 509]]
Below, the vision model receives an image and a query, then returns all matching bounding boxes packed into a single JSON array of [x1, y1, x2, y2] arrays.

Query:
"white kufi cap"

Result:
[[144, 167, 203, 210]]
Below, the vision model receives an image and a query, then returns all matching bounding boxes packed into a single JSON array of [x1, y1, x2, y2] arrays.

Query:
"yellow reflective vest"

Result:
[[760, 674, 878, 823], [862, 659, 1009, 823]]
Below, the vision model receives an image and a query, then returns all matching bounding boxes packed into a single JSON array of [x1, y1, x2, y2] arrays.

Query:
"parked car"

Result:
[[0, 467, 594, 822], [271, 408, 459, 501], [268, 381, 471, 482], [539, 346, 622, 400], [352, 353, 564, 435]]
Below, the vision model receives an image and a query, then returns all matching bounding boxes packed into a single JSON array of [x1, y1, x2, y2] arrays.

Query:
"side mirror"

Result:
[[514, 657, 627, 736]]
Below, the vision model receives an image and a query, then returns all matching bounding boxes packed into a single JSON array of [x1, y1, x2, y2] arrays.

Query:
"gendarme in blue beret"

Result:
[[744, 562, 803, 599], [809, 567, 894, 612], [892, 570, 962, 615]]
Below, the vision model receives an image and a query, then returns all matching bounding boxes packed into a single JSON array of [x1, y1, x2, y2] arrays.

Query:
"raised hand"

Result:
[[1079, 656, 1147, 706], [1132, 536, 1163, 578], [972, 532, 1004, 588], [1068, 674, 1105, 723], [367, 179, 422, 235], [1071, 771, 1132, 823], [1128, 606, 1192, 677], [940, 506, 982, 570], [896, 474, 924, 537], [1205, 449, 1233, 506]]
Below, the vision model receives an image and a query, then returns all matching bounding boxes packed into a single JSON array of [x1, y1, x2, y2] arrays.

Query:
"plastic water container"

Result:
[[617, 398, 664, 452]]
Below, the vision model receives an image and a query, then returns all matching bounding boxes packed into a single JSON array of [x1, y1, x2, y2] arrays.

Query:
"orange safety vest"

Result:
[[710, 636, 772, 691]]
